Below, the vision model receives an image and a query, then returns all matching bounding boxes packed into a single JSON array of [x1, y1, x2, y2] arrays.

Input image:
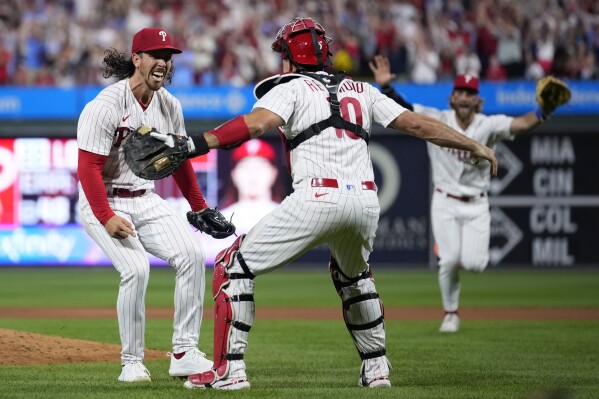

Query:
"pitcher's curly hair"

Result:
[[102, 48, 174, 85]]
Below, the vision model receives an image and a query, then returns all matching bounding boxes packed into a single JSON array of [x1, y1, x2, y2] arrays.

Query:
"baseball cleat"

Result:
[[439, 312, 460, 333], [168, 348, 213, 378], [184, 370, 250, 390], [118, 361, 151, 382], [359, 376, 391, 388]]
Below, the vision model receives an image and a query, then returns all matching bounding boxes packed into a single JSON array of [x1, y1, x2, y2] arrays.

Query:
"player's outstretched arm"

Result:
[[389, 111, 498, 176], [200, 108, 285, 151], [509, 111, 543, 136], [146, 108, 286, 158]]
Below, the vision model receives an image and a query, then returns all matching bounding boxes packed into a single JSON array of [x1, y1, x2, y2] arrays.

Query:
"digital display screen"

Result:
[[0, 137, 289, 266]]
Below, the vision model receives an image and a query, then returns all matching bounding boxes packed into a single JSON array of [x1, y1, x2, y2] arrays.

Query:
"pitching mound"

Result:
[[0, 328, 166, 366]]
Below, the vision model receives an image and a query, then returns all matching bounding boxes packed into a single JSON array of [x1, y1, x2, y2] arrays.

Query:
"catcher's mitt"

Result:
[[536, 76, 571, 116], [123, 125, 188, 180], [187, 208, 236, 239]]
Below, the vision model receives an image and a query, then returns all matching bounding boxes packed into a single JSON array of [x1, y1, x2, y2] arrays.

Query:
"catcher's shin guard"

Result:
[[211, 235, 255, 380], [329, 256, 388, 363]]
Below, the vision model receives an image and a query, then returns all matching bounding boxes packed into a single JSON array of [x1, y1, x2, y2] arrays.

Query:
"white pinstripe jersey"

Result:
[[77, 79, 187, 191], [253, 74, 406, 189], [414, 104, 514, 196]]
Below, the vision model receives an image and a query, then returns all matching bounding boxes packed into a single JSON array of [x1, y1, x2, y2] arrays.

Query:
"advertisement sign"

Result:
[[0, 137, 219, 266], [2, 82, 599, 122]]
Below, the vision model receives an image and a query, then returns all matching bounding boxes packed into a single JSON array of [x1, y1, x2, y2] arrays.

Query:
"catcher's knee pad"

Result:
[[212, 235, 255, 378], [329, 256, 386, 361]]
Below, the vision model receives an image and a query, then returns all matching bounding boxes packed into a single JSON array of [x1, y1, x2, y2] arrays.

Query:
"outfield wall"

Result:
[[0, 83, 597, 268]]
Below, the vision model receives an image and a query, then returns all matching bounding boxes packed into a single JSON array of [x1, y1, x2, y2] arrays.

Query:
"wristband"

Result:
[[189, 134, 210, 156], [210, 116, 251, 149], [535, 107, 548, 122]]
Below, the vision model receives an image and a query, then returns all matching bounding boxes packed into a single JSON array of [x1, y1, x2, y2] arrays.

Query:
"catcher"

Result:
[[369, 54, 571, 333]]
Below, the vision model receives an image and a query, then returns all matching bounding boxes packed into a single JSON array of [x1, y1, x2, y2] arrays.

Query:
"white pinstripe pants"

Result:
[[241, 183, 380, 277], [79, 190, 206, 364], [431, 190, 490, 312], [222, 182, 389, 381]]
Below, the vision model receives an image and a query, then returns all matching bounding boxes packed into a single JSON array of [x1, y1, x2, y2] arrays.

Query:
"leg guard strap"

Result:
[[237, 251, 255, 279], [346, 316, 385, 331], [360, 349, 386, 360], [343, 293, 379, 309]]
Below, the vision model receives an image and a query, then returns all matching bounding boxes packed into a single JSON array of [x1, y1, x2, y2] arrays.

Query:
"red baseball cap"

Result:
[[131, 28, 182, 54], [453, 74, 479, 92], [232, 139, 276, 164]]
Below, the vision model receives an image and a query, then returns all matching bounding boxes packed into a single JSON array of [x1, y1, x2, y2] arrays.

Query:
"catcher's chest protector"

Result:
[[287, 72, 369, 150]]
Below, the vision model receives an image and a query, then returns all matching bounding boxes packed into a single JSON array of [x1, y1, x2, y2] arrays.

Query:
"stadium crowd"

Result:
[[0, 0, 598, 87]]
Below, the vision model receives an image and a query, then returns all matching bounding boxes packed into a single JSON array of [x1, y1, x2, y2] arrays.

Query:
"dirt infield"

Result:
[[0, 328, 166, 366], [1, 307, 597, 367]]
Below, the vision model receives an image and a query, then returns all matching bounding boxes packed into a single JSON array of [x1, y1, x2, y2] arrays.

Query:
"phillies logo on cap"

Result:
[[131, 27, 182, 54], [453, 74, 479, 92]]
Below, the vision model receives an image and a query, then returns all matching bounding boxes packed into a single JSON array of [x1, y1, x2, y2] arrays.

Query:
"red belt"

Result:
[[311, 178, 377, 191], [436, 188, 485, 203], [111, 188, 147, 198]]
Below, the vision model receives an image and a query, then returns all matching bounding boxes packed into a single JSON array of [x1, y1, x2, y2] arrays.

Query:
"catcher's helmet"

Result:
[[271, 17, 332, 69]]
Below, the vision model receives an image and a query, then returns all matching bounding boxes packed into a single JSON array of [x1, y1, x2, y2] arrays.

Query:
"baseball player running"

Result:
[[369, 55, 570, 333], [151, 17, 497, 389], [77, 28, 213, 382]]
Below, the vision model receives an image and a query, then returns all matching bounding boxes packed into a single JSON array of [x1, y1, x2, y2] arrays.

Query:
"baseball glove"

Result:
[[536, 76, 571, 116], [187, 208, 236, 239], [123, 125, 188, 180]]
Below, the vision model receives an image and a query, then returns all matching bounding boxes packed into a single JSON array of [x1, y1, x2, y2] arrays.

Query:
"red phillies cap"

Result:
[[232, 139, 276, 164], [453, 74, 479, 92], [131, 28, 182, 54]]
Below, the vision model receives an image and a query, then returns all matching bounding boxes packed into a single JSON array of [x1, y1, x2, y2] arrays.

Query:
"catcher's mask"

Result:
[[271, 17, 332, 70]]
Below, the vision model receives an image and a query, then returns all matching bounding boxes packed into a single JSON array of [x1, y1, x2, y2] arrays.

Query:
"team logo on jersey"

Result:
[[445, 147, 471, 161], [113, 113, 134, 148]]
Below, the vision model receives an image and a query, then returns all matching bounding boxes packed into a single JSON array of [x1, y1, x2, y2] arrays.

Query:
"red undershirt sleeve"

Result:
[[172, 159, 208, 211], [77, 149, 115, 225]]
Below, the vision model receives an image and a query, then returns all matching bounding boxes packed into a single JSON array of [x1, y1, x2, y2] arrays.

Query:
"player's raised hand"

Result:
[[471, 144, 498, 176], [368, 55, 396, 88], [104, 215, 136, 239]]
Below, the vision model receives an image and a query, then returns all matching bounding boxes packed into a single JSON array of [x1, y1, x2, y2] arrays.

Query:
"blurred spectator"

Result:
[[495, 7, 524, 78], [524, 49, 545, 81], [1, 0, 598, 86], [474, 1, 498, 77], [409, 30, 439, 83], [455, 42, 481, 77], [0, 42, 10, 84], [485, 55, 507, 81]]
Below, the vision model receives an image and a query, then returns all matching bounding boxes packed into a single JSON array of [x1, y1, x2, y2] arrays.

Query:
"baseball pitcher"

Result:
[[76, 28, 219, 382]]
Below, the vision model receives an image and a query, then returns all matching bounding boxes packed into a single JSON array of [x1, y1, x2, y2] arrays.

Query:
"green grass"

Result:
[[0, 268, 598, 398], [1, 267, 599, 308]]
